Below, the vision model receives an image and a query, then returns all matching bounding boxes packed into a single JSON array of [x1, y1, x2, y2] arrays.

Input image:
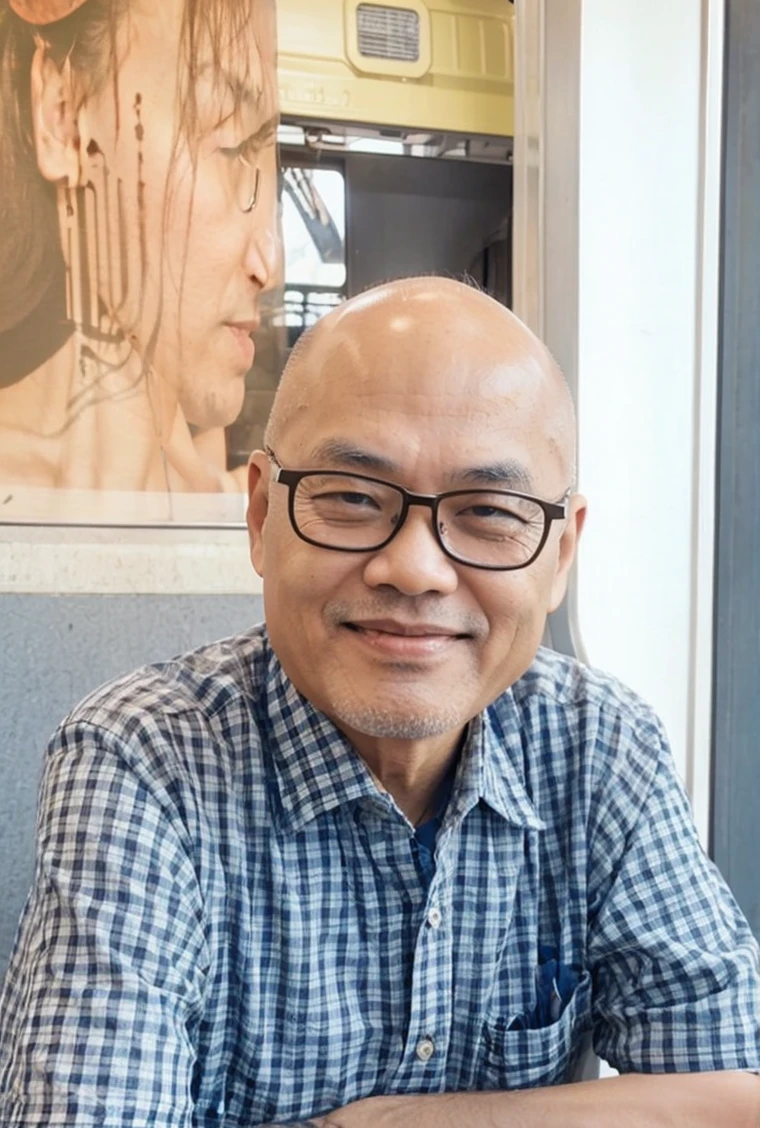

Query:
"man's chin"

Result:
[[327, 698, 465, 742]]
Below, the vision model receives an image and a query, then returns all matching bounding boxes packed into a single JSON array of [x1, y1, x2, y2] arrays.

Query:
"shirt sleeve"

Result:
[[0, 720, 209, 1127], [586, 715, 760, 1073]]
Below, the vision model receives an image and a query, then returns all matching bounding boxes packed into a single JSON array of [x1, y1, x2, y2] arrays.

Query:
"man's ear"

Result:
[[246, 450, 270, 578], [30, 39, 82, 185], [548, 494, 587, 613]]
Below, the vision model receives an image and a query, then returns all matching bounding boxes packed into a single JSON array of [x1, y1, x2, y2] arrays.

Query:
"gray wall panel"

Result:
[[0, 594, 263, 980], [345, 152, 512, 297], [712, 0, 760, 939]]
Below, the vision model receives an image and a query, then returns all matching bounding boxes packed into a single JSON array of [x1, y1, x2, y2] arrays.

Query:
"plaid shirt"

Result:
[[1, 625, 758, 1127]]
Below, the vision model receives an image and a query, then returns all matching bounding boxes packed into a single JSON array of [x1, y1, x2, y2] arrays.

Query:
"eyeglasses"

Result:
[[266, 449, 570, 571], [237, 160, 261, 213]]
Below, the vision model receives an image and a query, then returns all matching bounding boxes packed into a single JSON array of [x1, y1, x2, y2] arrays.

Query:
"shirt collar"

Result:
[[261, 639, 544, 836], [458, 696, 546, 832], [262, 646, 390, 836]]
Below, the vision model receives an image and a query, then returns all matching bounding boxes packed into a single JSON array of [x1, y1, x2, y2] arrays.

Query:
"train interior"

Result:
[[1, 0, 757, 1029]]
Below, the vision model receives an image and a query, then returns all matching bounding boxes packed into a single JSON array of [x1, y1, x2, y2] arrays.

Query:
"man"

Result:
[[1, 278, 758, 1127]]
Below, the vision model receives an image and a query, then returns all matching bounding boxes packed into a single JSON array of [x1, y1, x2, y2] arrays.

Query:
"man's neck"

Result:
[[338, 725, 468, 826]]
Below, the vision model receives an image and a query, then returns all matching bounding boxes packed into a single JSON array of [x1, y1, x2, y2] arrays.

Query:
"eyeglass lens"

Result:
[[235, 156, 259, 211], [291, 473, 548, 567]]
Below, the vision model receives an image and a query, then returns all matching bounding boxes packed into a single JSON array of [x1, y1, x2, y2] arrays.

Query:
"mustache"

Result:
[[324, 598, 487, 638]]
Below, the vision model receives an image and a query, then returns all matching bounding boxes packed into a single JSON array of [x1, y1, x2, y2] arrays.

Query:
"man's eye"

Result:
[[460, 504, 526, 523], [319, 491, 379, 508]]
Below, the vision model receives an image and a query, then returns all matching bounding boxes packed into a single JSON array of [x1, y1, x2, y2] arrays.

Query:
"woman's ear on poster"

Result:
[[29, 33, 83, 186]]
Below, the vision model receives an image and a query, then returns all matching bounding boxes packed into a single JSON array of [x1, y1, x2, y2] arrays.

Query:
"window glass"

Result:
[[226, 164, 347, 468], [281, 166, 347, 345]]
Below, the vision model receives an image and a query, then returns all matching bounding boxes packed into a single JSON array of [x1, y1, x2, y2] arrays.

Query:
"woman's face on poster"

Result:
[[33, 0, 280, 431]]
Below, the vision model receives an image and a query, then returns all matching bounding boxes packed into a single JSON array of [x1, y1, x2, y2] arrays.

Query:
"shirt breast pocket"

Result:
[[479, 969, 593, 1090]]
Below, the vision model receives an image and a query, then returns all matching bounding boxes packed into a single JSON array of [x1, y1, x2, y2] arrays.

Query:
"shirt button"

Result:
[[427, 907, 442, 929], [415, 1037, 435, 1062]]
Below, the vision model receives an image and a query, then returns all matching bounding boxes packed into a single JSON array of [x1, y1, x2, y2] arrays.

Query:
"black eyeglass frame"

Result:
[[267, 451, 571, 573]]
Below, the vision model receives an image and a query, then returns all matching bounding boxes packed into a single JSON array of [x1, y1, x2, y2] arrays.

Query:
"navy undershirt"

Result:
[[410, 759, 458, 888]]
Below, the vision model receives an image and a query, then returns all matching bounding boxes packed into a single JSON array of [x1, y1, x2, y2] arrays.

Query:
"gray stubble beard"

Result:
[[327, 698, 465, 741]]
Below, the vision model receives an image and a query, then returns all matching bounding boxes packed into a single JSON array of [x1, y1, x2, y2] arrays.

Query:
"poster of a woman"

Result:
[[0, 0, 280, 523]]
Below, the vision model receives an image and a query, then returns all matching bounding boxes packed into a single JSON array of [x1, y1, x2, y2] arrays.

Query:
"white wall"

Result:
[[574, 0, 722, 841]]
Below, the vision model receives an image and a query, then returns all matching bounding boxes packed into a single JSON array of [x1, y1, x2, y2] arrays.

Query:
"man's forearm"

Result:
[[314, 1071, 760, 1128]]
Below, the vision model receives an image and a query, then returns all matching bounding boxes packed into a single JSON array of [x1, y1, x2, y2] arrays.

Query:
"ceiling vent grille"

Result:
[[356, 4, 421, 63]]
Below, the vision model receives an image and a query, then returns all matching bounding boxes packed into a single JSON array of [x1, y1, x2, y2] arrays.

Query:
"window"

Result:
[[226, 164, 347, 468]]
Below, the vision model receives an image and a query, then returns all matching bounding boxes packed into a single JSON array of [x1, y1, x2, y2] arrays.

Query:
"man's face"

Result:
[[75, 0, 280, 429], [248, 302, 585, 744]]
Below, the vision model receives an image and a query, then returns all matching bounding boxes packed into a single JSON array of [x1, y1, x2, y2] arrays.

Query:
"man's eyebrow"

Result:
[[453, 461, 535, 493], [306, 442, 535, 492], [307, 440, 402, 476]]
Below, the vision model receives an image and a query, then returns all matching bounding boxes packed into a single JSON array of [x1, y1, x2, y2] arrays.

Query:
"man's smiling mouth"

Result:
[[340, 618, 472, 657], [343, 618, 469, 638]]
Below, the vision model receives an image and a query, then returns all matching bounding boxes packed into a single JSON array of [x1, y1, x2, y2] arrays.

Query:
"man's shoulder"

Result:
[[490, 649, 673, 836], [60, 623, 270, 749], [514, 649, 649, 699], [35, 627, 278, 865], [510, 645, 660, 728]]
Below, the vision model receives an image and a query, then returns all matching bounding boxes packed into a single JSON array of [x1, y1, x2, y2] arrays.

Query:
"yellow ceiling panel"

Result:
[[277, 0, 515, 138]]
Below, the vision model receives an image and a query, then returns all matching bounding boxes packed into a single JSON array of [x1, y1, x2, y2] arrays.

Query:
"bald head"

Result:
[[265, 277, 576, 487]]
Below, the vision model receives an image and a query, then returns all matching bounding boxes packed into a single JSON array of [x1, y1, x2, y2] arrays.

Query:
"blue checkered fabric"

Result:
[[1, 625, 758, 1126]]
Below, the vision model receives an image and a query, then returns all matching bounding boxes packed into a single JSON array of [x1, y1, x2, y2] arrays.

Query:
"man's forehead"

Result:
[[307, 338, 558, 426], [280, 343, 564, 451], [270, 280, 576, 484], [282, 354, 574, 487], [315, 293, 554, 382]]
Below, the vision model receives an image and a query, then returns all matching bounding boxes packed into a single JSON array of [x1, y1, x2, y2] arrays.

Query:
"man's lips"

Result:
[[342, 619, 470, 657], [344, 619, 467, 638]]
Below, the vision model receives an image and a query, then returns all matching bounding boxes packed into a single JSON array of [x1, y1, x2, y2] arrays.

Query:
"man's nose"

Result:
[[362, 506, 459, 597]]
